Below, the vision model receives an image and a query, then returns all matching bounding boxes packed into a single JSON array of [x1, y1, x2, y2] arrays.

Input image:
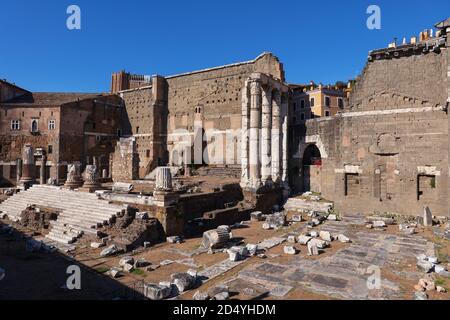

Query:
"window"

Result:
[[310, 98, 315, 107], [11, 120, 20, 130], [96, 135, 101, 142], [338, 98, 344, 109], [300, 113, 305, 120], [48, 120, 56, 130], [31, 120, 39, 133], [146, 150, 150, 158], [293, 103, 297, 112], [325, 111, 331, 117], [325, 96, 331, 107], [300, 100, 305, 109], [48, 145, 53, 154], [117, 129, 122, 137], [136, 126, 140, 134]]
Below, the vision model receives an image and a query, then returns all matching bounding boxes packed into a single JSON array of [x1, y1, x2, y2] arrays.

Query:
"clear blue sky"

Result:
[[1, 0, 448, 93]]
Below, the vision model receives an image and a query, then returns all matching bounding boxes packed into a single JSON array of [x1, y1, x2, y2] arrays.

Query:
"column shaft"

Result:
[[240, 81, 250, 187], [281, 96, 289, 185], [271, 91, 281, 183], [261, 87, 272, 184], [249, 80, 262, 188]]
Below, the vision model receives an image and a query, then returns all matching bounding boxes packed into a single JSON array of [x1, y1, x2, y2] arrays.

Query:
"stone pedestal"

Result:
[[64, 163, 83, 189], [19, 144, 35, 188], [80, 165, 101, 192]]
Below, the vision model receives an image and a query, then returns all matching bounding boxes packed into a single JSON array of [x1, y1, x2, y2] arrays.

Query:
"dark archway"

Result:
[[302, 144, 322, 192]]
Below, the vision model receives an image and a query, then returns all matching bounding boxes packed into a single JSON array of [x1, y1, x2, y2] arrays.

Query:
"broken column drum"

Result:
[[155, 167, 173, 192], [64, 163, 83, 189], [81, 165, 101, 192]]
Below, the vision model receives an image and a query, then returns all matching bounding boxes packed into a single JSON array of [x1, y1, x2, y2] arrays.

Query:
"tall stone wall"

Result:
[[294, 30, 450, 217], [119, 76, 168, 177], [165, 53, 284, 166]]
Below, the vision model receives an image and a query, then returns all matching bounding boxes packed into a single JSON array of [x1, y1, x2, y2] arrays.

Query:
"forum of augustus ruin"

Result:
[[1, 17, 450, 301]]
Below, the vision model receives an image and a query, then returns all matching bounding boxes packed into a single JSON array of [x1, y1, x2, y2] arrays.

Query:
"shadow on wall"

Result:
[[0, 221, 146, 300]]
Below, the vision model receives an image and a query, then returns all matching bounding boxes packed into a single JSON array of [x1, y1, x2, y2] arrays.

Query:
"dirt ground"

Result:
[[1, 211, 449, 300]]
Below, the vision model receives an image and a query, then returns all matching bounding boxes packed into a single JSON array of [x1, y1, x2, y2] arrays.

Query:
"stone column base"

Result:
[[79, 182, 101, 193], [153, 191, 180, 207]]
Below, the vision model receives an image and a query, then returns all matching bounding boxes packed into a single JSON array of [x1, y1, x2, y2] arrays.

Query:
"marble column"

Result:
[[20, 144, 35, 186], [240, 80, 250, 188], [271, 90, 281, 183], [281, 95, 289, 186], [249, 79, 262, 189], [261, 86, 272, 185], [40, 155, 46, 185]]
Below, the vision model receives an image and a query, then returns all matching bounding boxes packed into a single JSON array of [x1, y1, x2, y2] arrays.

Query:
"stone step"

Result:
[[1, 199, 122, 216], [45, 233, 76, 244], [50, 221, 98, 235]]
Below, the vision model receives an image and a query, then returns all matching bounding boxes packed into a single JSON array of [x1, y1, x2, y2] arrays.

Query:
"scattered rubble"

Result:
[[264, 212, 286, 229], [193, 291, 209, 300], [283, 245, 298, 255], [291, 214, 303, 222], [414, 291, 428, 300], [319, 231, 333, 242], [109, 267, 121, 279], [423, 206, 433, 227], [19, 206, 58, 230], [372, 221, 387, 228], [134, 259, 150, 268], [246, 244, 258, 256], [250, 211, 263, 221], [144, 283, 172, 300], [227, 246, 248, 261], [171, 272, 197, 292], [298, 235, 312, 245], [119, 256, 134, 267], [309, 238, 329, 249], [90, 242, 105, 249], [100, 244, 120, 257], [327, 214, 338, 221], [167, 236, 183, 244], [337, 234, 351, 243], [307, 241, 319, 256]]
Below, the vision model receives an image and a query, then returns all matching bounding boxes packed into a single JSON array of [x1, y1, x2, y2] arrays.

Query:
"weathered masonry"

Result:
[[114, 53, 285, 178], [293, 19, 450, 217]]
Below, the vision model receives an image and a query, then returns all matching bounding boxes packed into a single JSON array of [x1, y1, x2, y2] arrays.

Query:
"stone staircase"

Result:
[[0, 185, 127, 246]]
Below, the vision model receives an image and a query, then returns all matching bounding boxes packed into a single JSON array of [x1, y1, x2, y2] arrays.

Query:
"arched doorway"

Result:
[[302, 144, 322, 193]]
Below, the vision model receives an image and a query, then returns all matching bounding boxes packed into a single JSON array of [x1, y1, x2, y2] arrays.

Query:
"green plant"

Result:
[[131, 268, 146, 277], [95, 266, 110, 274]]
